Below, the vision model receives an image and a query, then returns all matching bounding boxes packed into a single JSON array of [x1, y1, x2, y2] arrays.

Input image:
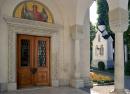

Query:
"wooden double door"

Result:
[[17, 34, 50, 88]]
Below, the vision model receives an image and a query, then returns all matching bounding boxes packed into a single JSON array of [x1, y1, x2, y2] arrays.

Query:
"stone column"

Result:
[[70, 24, 84, 88], [74, 39, 80, 79], [109, 8, 129, 94], [113, 32, 125, 94]]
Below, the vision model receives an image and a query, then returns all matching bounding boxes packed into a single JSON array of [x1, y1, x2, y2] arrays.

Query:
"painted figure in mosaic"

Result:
[[21, 2, 48, 22], [21, 2, 33, 20], [32, 4, 43, 21], [41, 8, 48, 22]]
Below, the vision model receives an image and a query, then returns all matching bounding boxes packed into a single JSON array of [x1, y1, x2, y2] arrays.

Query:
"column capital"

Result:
[[109, 8, 129, 33], [70, 24, 84, 40]]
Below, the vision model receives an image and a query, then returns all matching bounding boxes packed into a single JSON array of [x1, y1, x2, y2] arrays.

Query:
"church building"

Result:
[[92, 20, 114, 69]]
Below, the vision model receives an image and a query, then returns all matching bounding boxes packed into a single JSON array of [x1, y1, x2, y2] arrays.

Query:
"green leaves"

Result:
[[96, 0, 110, 31]]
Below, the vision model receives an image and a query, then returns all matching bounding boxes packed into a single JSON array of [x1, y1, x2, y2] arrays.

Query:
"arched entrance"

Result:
[[98, 61, 105, 70], [13, 1, 53, 89], [4, 0, 63, 90]]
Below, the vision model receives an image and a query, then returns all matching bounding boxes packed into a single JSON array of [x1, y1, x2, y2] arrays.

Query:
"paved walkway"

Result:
[[1, 87, 90, 94], [1, 86, 130, 94], [91, 85, 130, 94]]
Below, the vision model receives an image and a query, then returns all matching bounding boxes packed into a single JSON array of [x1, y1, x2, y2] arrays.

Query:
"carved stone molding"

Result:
[[70, 24, 84, 40], [4, 17, 63, 90], [109, 8, 129, 32], [4, 17, 63, 32]]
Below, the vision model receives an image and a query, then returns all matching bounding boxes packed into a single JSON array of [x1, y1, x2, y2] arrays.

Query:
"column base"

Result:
[[8, 82, 17, 91], [0, 83, 7, 92], [51, 80, 59, 87], [84, 79, 93, 88], [110, 89, 127, 94], [71, 79, 84, 88], [59, 79, 69, 86]]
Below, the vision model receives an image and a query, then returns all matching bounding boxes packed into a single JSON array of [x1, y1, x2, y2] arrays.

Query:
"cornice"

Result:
[[4, 17, 63, 32]]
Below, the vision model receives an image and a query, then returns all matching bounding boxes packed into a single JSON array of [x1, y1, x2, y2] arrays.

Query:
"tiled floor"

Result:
[[1, 87, 90, 94]]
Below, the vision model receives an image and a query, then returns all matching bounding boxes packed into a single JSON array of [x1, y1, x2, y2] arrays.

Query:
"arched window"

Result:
[[13, 1, 54, 23], [100, 45, 104, 56], [98, 34, 101, 42], [95, 45, 99, 56]]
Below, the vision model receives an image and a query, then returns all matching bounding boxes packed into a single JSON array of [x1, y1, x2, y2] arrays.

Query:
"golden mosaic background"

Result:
[[13, 1, 54, 23]]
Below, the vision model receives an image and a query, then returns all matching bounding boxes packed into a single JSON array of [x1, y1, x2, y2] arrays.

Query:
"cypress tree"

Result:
[[97, 0, 110, 31]]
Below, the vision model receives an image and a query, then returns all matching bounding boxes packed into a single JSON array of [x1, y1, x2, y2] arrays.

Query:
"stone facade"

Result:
[[0, 0, 91, 92], [92, 25, 114, 69], [0, 0, 129, 94]]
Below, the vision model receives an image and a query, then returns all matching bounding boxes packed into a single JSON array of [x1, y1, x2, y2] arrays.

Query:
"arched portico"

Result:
[[81, 0, 129, 93], [0, 0, 129, 93], [0, 0, 64, 91]]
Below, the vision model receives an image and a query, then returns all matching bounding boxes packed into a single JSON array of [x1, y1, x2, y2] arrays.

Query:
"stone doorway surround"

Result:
[[4, 17, 63, 91]]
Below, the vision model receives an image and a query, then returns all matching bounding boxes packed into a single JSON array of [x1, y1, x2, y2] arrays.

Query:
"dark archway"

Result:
[[98, 61, 105, 70]]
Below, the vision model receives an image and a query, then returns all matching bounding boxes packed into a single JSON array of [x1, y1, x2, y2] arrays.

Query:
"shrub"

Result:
[[90, 72, 114, 85], [90, 72, 112, 81]]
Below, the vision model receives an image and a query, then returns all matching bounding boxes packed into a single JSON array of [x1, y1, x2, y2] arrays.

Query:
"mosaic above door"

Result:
[[13, 1, 54, 23]]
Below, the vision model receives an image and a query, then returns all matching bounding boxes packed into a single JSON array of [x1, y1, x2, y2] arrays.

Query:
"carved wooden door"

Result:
[[17, 34, 50, 88]]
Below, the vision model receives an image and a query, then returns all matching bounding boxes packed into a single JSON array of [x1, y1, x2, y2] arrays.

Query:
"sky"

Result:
[[90, 1, 98, 25]]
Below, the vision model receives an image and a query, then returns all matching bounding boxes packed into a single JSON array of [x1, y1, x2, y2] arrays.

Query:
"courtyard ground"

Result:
[[1, 87, 89, 94], [1, 72, 130, 94], [91, 85, 130, 94], [1, 85, 130, 94]]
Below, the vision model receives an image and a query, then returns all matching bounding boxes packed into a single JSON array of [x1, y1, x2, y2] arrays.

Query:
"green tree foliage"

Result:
[[90, 22, 96, 44], [97, 0, 110, 31], [90, 22, 96, 50], [90, 22, 96, 63], [125, 61, 130, 76], [124, 3, 130, 54], [124, 1, 130, 73]]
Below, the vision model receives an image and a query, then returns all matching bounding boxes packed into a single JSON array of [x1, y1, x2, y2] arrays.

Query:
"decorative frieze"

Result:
[[4, 17, 62, 32], [109, 8, 129, 32]]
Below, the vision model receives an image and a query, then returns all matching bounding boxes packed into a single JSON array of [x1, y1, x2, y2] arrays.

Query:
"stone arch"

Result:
[[0, 0, 63, 24], [81, 0, 108, 84], [128, 0, 130, 9], [13, 1, 54, 23], [127, 0, 130, 25], [79, 0, 94, 85], [0, 0, 64, 91]]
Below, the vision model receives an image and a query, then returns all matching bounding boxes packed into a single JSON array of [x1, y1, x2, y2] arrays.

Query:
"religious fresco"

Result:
[[13, 1, 54, 23]]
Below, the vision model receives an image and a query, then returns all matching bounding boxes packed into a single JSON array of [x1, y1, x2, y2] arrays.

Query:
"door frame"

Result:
[[5, 17, 63, 91], [17, 34, 51, 88]]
